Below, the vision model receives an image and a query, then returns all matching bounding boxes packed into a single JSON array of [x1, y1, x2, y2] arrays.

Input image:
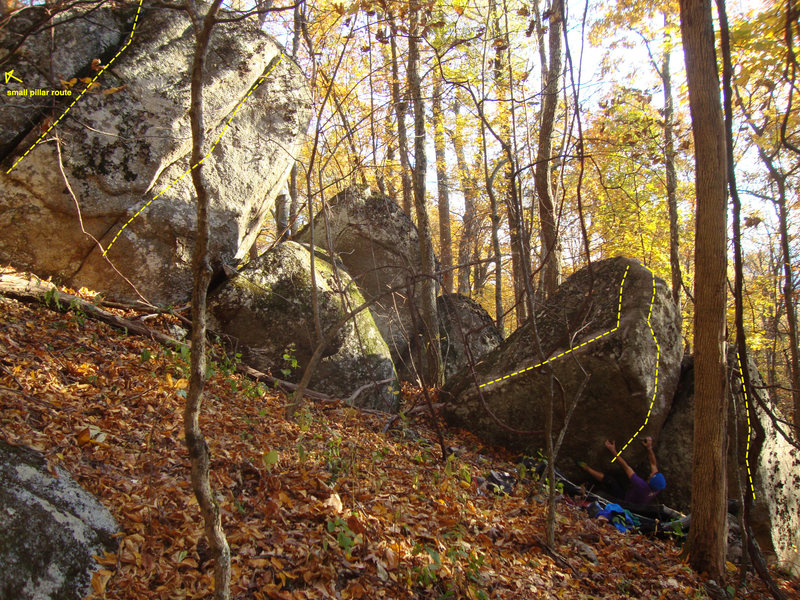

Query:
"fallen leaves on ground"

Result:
[[1, 279, 798, 600]]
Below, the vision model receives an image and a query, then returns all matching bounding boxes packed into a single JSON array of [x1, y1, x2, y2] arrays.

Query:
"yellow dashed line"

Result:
[[102, 54, 283, 255], [613, 268, 659, 462], [736, 350, 757, 500], [478, 265, 631, 389], [6, 0, 144, 174]]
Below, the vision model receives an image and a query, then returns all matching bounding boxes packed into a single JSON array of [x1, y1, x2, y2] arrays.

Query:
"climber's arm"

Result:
[[643, 436, 659, 478], [605, 440, 634, 479]]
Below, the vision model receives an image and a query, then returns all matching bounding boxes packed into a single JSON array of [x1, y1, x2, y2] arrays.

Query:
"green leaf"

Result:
[[262, 449, 279, 469]]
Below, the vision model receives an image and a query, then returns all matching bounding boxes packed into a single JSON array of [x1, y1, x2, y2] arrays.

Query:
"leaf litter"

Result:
[[1, 279, 798, 600]]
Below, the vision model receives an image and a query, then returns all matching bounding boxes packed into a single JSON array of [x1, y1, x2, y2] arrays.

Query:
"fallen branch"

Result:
[[0, 272, 184, 350], [236, 364, 333, 402], [0, 272, 335, 404], [345, 378, 394, 406]]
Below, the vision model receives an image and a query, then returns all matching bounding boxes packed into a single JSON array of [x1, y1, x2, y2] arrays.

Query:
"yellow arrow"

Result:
[[4, 70, 23, 84]]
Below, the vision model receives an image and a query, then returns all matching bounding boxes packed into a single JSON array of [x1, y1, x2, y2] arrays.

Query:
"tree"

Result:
[[535, 0, 564, 300], [408, 0, 443, 386], [432, 69, 454, 293], [184, 1, 231, 598], [660, 18, 683, 309], [451, 92, 482, 295], [389, 12, 413, 216], [678, 0, 729, 583], [728, 1, 800, 437]]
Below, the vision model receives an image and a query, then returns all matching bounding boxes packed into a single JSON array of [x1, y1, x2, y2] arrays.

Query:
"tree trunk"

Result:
[[384, 109, 397, 203], [661, 21, 682, 311], [407, 1, 442, 387], [490, 0, 528, 325], [773, 171, 800, 437], [451, 94, 479, 295], [679, 0, 729, 584], [480, 115, 505, 335], [535, 0, 563, 300], [389, 13, 413, 216], [185, 1, 231, 597], [432, 70, 453, 293], [275, 192, 289, 242], [288, 2, 302, 236]]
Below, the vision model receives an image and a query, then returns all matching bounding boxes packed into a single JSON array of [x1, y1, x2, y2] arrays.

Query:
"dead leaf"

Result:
[[90, 568, 113, 595], [324, 492, 343, 513]]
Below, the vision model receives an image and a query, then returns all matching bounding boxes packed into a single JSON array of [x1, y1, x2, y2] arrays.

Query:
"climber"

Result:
[[578, 436, 666, 505]]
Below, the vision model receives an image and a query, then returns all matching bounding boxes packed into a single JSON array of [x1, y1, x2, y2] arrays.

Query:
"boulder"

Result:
[[0, 6, 312, 305], [442, 257, 682, 482], [658, 350, 800, 576], [0, 439, 120, 600], [208, 241, 398, 411], [654, 355, 693, 511], [438, 293, 502, 382], [294, 186, 428, 372], [0, 5, 130, 159]]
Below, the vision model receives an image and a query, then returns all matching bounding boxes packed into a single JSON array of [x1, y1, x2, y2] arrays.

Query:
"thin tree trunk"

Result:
[[288, 2, 302, 235], [778, 196, 800, 437], [535, 0, 563, 300], [389, 13, 413, 216], [679, 0, 729, 584], [408, 0, 442, 387], [480, 116, 504, 335], [185, 1, 230, 597], [384, 111, 398, 203], [432, 70, 453, 293], [768, 166, 800, 437], [451, 94, 479, 295], [661, 21, 682, 310], [718, 5, 788, 596], [324, 73, 368, 186], [275, 193, 289, 242]]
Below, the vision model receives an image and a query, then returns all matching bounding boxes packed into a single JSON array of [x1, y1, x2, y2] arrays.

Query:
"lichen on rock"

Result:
[[208, 242, 398, 411], [0, 6, 312, 305], [0, 439, 120, 600]]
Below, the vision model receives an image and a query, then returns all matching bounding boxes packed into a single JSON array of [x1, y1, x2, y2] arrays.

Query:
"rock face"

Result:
[[295, 186, 427, 373], [0, 5, 130, 159], [442, 257, 683, 482], [0, 439, 120, 600], [438, 294, 502, 382], [655, 355, 694, 510], [208, 241, 398, 411], [658, 351, 800, 576], [0, 6, 312, 305]]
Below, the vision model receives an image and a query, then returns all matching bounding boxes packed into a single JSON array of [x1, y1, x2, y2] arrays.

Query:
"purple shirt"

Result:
[[625, 473, 656, 505]]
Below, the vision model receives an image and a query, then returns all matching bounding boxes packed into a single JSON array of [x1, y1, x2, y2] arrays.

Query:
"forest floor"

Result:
[[1, 275, 798, 600]]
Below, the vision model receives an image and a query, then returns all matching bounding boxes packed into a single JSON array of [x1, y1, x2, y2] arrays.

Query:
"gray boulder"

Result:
[[658, 351, 800, 576], [442, 257, 682, 481], [0, 439, 120, 600], [0, 5, 130, 159], [208, 241, 398, 411], [0, 6, 312, 305], [294, 186, 428, 373], [438, 293, 502, 382]]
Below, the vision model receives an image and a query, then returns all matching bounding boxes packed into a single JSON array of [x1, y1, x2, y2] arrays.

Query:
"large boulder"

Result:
[[655, 355, 694, 510], [438, 293, 502, 382], [294, 186, 428, 373], [442, 257, 683, 481], [0, 439, 120, 600], [208, 241, 398, 411], [0, 6, 312, 305], [658, 351, 800, 576], [0, 5, 130, 159]]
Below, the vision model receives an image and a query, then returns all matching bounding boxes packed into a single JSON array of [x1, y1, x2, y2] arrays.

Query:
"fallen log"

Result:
[[0, 271, 334, 403]]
